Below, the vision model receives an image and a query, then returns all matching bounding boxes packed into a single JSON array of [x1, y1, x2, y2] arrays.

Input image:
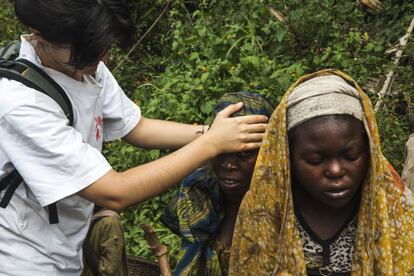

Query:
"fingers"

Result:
[[216, 102, 243, 118], [235, 114, 269, 124], [242, 133, 265, 143], [240, 142, 262, 151], [206, 105, 270, 155], [243, 123, 268, 134]]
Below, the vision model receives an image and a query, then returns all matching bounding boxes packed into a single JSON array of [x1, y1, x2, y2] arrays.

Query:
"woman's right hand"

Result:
[[203, 102, 268, 156]]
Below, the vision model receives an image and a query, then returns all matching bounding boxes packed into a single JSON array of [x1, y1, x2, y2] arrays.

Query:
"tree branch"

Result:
[[375, 16, 414, 112], [142, 223, 172, 276]]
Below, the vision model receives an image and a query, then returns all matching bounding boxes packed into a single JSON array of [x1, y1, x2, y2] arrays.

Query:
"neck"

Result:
[[224, 196, 243, 212], [216, 197, 243, 247], [292, 183, 360, 240], [35, 43, 83, 81], [294, 184, 359, 219]]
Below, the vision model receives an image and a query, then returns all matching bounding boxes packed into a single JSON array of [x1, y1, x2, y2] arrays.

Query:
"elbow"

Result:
[[79, 170, 131, 212], [88, 194, 128, 212], [99, 188, 131, 212], [103, 200, 126, 212], [99, 173, 136, 211]]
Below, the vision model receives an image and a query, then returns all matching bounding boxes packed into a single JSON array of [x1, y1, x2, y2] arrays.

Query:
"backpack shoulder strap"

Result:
[[0, 170, 22, 208], [0, 58, 74, 125], [0, 40, 21, 61], [0, 55, 74, 224]]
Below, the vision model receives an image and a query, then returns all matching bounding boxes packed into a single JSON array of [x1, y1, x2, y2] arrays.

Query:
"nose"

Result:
[[221, 155, 239, 170], [325, 159, 345, 178]]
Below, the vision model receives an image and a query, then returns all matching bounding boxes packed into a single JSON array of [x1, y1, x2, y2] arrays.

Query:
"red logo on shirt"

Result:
[[95, 116, 103, 141]]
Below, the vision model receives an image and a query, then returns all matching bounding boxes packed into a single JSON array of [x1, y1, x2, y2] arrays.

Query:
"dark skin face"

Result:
[[290, 115, 369, 238], [211, 149, 259, 203], [211, 149, 259, 247], [291, 116, 369, 208]]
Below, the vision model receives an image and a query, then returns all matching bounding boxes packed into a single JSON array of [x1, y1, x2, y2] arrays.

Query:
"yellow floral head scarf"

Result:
[[229, 69, 414, 275]]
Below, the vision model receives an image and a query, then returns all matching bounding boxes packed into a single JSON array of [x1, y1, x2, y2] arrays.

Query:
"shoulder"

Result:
[[179, 166, 223, 210], [95, 62, 117, 87], [181, 166, 217, 190], [96, 215, 121, 226], [94, 62, 126, 99], [0, 78, 36, 118], [0, 78, 66, 120], [93, 215, 123, 233]]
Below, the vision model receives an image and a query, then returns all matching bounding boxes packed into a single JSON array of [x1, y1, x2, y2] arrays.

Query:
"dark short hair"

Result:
[[13, 0, 136, 69]]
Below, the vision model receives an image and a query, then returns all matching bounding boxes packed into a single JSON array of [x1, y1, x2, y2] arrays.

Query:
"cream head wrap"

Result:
[[286, 75, 364, 130]]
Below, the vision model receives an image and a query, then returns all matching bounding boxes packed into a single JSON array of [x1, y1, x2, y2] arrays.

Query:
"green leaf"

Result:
[[201, 72, 209, 82]]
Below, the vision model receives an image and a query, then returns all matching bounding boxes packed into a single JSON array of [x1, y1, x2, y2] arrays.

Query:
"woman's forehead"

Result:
[[290, 115, 363, 140], [290, 115, 366, 149]]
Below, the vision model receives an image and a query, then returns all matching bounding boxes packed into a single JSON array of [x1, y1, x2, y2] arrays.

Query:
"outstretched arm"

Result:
[[122, 117, 208, 150], [78, 103, 267, 210]]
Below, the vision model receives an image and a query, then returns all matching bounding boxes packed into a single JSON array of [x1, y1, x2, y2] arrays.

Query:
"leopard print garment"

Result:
[[296, 213, 357, 275]]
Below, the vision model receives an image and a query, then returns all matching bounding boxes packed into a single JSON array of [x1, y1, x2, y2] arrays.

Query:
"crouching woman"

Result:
[[161, 92, 274, 276]]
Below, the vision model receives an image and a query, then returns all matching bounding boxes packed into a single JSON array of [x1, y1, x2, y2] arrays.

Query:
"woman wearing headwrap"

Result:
[[161, 92, 275, 276], [229, 69, 414, 275]]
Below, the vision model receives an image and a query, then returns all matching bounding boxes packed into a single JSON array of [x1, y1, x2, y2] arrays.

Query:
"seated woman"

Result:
[[82, 205, 128, 276], [161, 92, 274, 276], [229, 70, 414, 275]]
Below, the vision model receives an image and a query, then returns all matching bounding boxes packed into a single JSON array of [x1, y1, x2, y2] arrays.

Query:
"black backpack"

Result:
[[0, 41, 74, 224]]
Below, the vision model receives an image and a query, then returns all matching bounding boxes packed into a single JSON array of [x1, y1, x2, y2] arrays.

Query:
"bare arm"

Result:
[[123, 117, 208, 150], [78, 103, 267, 211]]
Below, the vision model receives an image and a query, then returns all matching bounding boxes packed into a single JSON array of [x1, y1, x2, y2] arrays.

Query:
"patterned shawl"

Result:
[[161, 166, 225, 275], [229, 69, 414, 275]]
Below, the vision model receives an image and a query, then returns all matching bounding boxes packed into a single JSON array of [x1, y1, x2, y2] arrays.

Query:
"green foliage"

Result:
[[0, 0, 25, 43], [1, 0, 414, 268], [125, 0, 414, 264], [120, 189, 181, 267]]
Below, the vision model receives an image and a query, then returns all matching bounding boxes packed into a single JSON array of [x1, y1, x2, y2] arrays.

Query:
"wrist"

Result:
[[197, 131, 220, 158], [195, 124, 210, 135]]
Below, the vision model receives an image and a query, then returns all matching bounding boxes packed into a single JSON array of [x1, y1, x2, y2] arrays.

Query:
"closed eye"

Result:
[[343, 150, 363, 161], [344, 155, 359, 161], [305, 156, 324, 165]]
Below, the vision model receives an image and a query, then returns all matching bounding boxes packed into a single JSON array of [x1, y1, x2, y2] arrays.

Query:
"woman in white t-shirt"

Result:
[[0, 1, 268, 275]]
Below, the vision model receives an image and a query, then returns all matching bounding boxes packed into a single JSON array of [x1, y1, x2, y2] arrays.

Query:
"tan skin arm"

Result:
[[78, 103, 268, 211], [122, 117, 208, 150]]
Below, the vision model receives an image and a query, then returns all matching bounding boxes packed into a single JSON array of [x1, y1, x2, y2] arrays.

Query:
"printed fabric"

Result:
[[161, 166, 226, 276]]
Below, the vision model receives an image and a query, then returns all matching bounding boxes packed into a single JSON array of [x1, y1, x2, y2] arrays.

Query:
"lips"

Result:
[[323, 188, 351, 199], [220, 178, 242, 189]]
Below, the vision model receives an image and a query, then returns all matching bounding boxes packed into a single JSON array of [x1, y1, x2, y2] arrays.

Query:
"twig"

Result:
[[142, 223, 172, 276], [375, 16, 414, 112], [268, 7, 303, 48], [113, 2, 171, 73], [360, 0, 383, 13]]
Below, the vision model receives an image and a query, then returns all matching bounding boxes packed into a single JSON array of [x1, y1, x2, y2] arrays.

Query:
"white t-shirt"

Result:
[[0, 36, 141, 275]]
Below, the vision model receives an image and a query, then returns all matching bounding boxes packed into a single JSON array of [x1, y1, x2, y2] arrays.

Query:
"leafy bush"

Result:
[[125, 0, 414, 264], [130, 0, 414, 168]]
